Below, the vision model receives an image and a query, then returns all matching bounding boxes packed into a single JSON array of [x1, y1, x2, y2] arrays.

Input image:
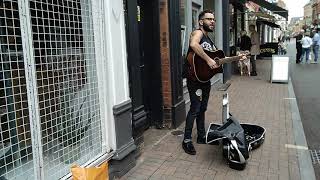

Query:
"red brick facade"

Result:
[[159, 0, 173, 126], [312, 0, 320, 22], [160, 0, 171, 107]]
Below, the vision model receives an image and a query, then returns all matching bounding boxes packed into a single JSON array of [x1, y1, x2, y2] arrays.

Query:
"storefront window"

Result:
[[236, 9, 243, 49], [230, 4, 235, 47], [0, 1, 103, 179], [180, 0, 187, 56], [192, 5, 199, 31], [180, 0, 186, 26], [203, 0, 215, 43]]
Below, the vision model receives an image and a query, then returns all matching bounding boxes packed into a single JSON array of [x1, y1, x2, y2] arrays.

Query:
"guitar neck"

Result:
[[218, 56, 241, 64]]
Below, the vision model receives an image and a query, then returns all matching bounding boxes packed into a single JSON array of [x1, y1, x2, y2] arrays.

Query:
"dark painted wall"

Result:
[[222, 0, 231, 83], [168, 0, 186, 128]]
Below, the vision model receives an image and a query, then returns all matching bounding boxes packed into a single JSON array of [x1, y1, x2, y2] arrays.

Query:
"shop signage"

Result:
[[270, 55, 289, 83], [260, 43, 278, 57]]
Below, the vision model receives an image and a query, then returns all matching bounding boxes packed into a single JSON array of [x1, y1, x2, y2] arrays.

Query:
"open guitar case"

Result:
[[205, 93, 266, 170]]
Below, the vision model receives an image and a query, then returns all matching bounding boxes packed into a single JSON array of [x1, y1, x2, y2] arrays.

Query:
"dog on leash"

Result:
[[237, 51, 251, 76], [238, 57, 251, 76]]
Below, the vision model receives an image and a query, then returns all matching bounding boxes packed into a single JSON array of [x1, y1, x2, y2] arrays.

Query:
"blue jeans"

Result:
[[184, 80, 211, 141], [278, 47, 286, 55], [313, 45, 319, 62], [301, 48, 311, 63]]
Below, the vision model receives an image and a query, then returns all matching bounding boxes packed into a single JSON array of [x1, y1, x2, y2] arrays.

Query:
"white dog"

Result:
[[237, 52, 251, 76]]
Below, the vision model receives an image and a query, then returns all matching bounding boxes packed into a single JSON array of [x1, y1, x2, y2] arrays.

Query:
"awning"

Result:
[[257, 18, 280, 28], [254, 12, 275, 20], [248, 0, 288, 20]]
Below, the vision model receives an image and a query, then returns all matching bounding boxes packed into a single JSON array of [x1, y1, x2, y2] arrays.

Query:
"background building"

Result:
[[0, 1, 289, 180], [304, 2, 313, 26]]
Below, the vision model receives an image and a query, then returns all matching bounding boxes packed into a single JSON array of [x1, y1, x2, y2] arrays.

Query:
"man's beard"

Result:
[[203, 24, 213, 32]]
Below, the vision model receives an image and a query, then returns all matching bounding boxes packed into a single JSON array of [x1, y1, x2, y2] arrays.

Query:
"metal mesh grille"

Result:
[[28, 0, 102, 178], [0, 0, 35, 179], [1, 0, 103, 179], [310, 150, 320, 164]]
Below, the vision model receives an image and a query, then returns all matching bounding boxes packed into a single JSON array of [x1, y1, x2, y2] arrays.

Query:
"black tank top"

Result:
[[187, 29, 217, 54], [199, 33, 216, 51]]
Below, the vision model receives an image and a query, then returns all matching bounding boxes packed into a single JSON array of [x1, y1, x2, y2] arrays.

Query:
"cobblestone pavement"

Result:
[[120, 60, 312, 180]]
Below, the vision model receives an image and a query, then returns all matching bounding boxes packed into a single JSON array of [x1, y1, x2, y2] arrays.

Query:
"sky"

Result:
[[282, 0, 310, 21]]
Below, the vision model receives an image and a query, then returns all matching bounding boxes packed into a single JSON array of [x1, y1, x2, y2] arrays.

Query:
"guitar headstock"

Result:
[[236, 50, 250, 61]]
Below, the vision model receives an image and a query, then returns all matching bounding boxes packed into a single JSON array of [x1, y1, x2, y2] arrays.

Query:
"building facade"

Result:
[[0, 0, 132, 179], [0, 0, 239, 179], [304, 2, 313, 27], [312, 0, 320, 21]]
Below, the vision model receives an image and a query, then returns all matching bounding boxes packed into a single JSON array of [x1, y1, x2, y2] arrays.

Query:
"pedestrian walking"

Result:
[[300, 31, 313, 64], [249, 24, 260, 76], [312, 28, 320, 63], [295, 29, 304, 64], [278, 38, 287, 55]]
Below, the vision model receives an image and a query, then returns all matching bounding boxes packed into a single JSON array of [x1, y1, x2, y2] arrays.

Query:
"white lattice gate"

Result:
[[0, 0, 103, 179]]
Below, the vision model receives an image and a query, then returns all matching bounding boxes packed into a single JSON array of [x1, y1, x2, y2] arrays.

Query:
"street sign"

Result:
[[270, 55, 289, 83]]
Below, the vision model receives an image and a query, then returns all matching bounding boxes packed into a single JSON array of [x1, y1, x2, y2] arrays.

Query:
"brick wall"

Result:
[[159, 0, 173, 126], [312, 1, 320, 21]]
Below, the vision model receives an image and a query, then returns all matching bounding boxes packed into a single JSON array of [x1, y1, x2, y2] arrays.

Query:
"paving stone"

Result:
[[128, 173, 150, 180], [120, 61, 305, 180]]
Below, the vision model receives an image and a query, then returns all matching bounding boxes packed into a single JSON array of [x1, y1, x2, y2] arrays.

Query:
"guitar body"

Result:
[[187, 50, 224, 82]]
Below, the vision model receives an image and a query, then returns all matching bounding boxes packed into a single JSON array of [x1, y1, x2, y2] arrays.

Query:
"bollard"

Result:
[[222, 93, 230, 123]]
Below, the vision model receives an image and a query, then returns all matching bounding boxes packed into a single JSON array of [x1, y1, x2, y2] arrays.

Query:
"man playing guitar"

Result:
[[182, 9, 246, 155], [182, 9, 218, 155]]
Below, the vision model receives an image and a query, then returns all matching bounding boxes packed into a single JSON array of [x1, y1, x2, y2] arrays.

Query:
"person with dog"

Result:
[[239, 30, 252, 75], [182, 9, 218, 155], [240, 30, 251, 52], [249, 24, 260, 76]]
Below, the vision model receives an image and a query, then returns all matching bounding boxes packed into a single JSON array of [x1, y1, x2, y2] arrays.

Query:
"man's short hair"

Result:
[[198, 9, 214, 21]]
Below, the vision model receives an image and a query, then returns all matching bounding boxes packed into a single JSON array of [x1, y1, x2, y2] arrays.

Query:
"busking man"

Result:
[[182, 9, 219, 155]]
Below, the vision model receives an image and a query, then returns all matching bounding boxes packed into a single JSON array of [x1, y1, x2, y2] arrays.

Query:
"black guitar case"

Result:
[[205, 116, 266, 170]]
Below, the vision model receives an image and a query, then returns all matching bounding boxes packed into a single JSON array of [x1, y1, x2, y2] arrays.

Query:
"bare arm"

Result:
[[189, 30, 218, 68]]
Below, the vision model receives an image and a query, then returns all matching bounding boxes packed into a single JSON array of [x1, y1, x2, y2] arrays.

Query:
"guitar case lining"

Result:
[[205, 117, 266, 170]]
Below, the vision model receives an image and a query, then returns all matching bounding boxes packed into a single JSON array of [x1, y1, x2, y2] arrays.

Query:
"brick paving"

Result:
[[120, 60, 307, 180]]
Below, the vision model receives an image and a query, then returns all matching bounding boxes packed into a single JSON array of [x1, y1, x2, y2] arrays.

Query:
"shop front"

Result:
[[257, 18, 281, 57], [248, 0, 288, 58], [0, 0, 130, 179], [229, 0, 288, 59]]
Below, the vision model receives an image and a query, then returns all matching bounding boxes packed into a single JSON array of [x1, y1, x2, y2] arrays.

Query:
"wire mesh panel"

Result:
[[27, 0, 102, 179], [0, 0, 35, 179]]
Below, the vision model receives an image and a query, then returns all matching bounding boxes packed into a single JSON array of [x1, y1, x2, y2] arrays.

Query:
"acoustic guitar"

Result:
[[186, 50, 249, 83]]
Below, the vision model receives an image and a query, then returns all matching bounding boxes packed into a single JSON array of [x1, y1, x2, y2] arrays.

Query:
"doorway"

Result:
[[124, 0, 163, 132], [137, 0, 163, 129]]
